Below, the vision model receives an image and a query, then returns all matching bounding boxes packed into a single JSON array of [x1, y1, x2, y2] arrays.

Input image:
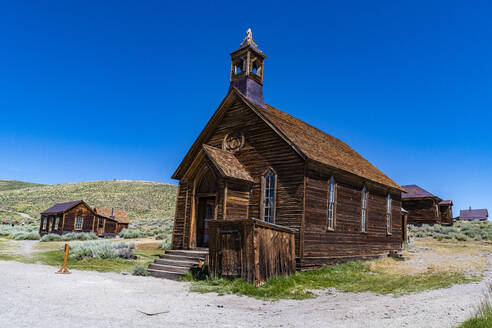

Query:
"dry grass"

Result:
[[369, 240, 489, 277]]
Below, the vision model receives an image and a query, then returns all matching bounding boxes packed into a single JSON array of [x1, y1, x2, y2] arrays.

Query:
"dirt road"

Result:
[[0, 260, 489, 328]]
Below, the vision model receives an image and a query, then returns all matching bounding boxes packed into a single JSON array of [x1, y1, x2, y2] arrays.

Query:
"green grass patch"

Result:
[[29, 246, 159, 273], [458, 283, 492, 328], [189, 261, 479, 301]]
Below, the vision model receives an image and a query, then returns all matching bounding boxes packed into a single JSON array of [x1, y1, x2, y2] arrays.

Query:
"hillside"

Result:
[[0, 180, 177, 223], [0, 180, 45, 192]]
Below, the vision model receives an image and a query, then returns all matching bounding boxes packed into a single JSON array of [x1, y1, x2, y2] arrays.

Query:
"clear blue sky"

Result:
[[0, 1, 491, 216]]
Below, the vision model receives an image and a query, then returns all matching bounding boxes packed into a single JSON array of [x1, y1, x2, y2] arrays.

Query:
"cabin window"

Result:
[[75, 217, 83, 230], [361, 186, 368, 232], [262, 170, 276, 223], [386, 194, 392, 235], [327, 176, 336, 230], [42, 217, 47, 230], [98, 218, 104, 229], [55, 217, 60, 230]]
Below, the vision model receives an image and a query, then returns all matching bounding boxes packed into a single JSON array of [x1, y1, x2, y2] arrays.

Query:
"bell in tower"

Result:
[[230, 28, 267, 107]]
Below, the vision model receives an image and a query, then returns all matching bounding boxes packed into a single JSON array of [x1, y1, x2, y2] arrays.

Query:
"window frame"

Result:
[[260, 168, 277, 224], [42, 217, 47, 230], [75, 216, 83, 230], [55, 216, 60, 230], [386, 194, 392, 235], [326, 176, 337, 231], [361, 186, 368, 233]]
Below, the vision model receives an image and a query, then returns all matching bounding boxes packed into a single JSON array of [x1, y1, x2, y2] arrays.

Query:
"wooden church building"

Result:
[[170, 30, 405, 272]]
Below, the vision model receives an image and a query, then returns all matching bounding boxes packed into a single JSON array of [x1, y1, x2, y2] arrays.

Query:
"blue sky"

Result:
[[0, 1, 491, 216]]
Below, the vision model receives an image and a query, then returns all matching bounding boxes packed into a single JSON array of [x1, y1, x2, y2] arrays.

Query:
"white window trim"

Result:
[[75, 216, 83, 230], [327, 176, 336, 231], [386, 194, 392, 235], [361, 186, 368, 233], [261, 169, 277, 223]]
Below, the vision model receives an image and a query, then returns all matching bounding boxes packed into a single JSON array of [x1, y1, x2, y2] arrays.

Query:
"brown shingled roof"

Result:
[[173, 88, 403, 191], [203, 144, 254, 182], [253, 102, 403, 191], [94, 208, 129, 224]]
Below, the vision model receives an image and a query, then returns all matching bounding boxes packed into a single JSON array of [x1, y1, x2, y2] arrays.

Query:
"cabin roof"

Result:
[[41, 200, 84, 215], [173, 88, 403, 191], [459, 208, 488, 220], [401, 185, 439, 199], [94, 208, 129, 224], [202, 145, 254, 183], [439, 200, 453, 205]]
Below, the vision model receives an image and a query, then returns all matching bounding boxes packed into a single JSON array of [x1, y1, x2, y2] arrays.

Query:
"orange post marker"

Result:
[[56, 243, 71, 274]]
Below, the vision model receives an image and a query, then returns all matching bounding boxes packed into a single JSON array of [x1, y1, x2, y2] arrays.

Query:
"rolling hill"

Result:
[[0, 180, 46, 192], [0, 180, 177, 223]]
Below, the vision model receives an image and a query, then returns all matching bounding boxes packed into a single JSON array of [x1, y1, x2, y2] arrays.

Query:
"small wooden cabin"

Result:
[[94, 208, 130, 236], [401, 185, 453, 226], [40, 200, 97, 236], [169, 30, 405, 275]]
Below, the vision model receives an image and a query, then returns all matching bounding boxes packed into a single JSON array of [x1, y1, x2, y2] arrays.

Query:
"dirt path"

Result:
[[0, 259, 490, 328], [0, 207, 34, 221]]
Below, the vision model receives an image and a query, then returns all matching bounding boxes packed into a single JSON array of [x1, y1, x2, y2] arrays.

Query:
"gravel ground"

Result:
[[1, 259, 491, 328]]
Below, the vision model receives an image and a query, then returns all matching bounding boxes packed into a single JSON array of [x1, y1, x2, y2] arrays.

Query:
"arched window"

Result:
[[262, 170, 276, 223], [361, 186, 368, 232], [327, 176, 336, 230], [386, 194, 392, 235]]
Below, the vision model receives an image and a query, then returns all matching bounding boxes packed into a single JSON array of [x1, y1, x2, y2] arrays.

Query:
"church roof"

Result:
[[202, 144, 254, 183], [252, 101, 403, 191], [173, 88, 403, 192]]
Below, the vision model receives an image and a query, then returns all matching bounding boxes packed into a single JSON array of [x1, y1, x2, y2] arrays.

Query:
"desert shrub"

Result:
[[68, 240, 136, 260], [118, 228, 153, 239], [11, 231, 40, 240], [61, 232, 98, 241], [158, 237, 172, 250], [455, 233, 468, 241], [40, 233, 62, 242], [155, 232, 171, 240], [132, 265, 149, 276]]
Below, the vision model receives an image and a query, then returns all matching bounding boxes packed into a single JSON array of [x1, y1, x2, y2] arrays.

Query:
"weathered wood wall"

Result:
[[171, 98, 305, 252], [62, 203, 96, 234], [439, 205, 453, 226], [208, 219, 296, 285], [403, 199, 440, 225], [104, 219, 117, 235], [302, 164, 402, 269]]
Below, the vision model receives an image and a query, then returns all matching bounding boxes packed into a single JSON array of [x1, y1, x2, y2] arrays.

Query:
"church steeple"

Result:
[[230, 29, 267, 107]]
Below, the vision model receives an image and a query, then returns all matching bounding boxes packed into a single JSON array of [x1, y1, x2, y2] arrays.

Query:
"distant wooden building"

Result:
[[401, 185, 453, 225], [40, 200, 97, 236], [39, 201, 129, 237], [459, 207, 488, 221], [94, 208, 130, 235], [164, 30, 405, 280]]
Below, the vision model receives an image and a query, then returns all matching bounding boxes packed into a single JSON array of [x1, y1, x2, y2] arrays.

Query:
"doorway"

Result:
[[197, 197, 215, 248]]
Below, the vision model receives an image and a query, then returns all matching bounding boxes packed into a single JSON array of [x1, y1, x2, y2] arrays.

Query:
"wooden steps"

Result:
[[148, 249, 208, 281]]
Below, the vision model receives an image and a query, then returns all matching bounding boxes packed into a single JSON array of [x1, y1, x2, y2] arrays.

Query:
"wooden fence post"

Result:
[[56, 243, 71, 274]]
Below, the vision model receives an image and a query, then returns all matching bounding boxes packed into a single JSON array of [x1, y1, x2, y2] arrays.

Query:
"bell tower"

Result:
[[230, 29, 267, 107]]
